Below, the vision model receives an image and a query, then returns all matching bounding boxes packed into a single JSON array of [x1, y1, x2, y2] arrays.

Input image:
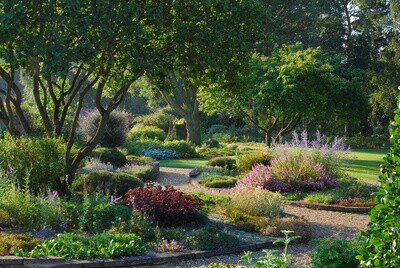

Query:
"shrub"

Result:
[[311, 237, 360, 268], [206, 157, 237, 170], [0, 181, 65, 229], [124, 185, 203, 227], [197, 147, 237, 158], [111, 210, 157, 242], [258, 216, 314, 242], [80, 158, 114, 174], [163, 140, 198, 158], [184, 227, 240, 250], [91, 148, 127, 167], [95, 205, 132, 231], [201, 175, 237, 188], [223, 187, 283, 218], [117, 164, 158, 182], [239, 152, 274, 172], [126, 155, 155, 165], [236, 155, 340, 192], [344, 134, 388, 149], [226, 144, 238, 150], [0, 135, 65, 193], [78, 110, 131, 148], [140, 145, 180, 160], [188, 192, 230, 212], [207, 124, 226, 134], [134, 109, 175, 125], [123, 138, 163, 156], [127, 124, 166, 141], [190, 166, 235, 178], [204, 139, 220, 148], [18, 231, 146, 259], [72, 171, 144, 197], [152, 239, 185, 252], [0, 232, 41, 256]]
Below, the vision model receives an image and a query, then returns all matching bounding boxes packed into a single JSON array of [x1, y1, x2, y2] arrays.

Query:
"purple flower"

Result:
[[60, 221, 68, 228], [34, 226, 54, 238], [110, 196, 122, 205], [49, 191, 58, 199]]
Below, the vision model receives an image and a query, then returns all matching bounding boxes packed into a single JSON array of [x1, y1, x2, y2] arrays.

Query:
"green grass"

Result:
[[344, 148, 387, 182], [158, 158, 210, 169]]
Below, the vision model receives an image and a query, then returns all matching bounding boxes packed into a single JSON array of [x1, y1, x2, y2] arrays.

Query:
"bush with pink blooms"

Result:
[[236, 154, 340, 192]]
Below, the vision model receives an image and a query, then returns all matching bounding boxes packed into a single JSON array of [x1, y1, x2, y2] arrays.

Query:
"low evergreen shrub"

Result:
[[206, 157, 237, 170], [91, 148, 127, 167], [184, 227, 240, 250], [127, 124, 166, 141]]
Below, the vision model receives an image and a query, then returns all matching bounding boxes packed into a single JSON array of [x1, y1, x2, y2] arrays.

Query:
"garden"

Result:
[[1, 0, 400, 267]]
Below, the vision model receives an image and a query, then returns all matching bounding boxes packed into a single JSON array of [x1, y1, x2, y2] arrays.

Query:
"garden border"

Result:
[[0, 239, 275, 267], [285, 200, 372, 213]]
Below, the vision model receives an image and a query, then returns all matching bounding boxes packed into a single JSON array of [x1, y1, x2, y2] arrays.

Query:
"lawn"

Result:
[[158, 158, 210, 169], [344, 148, 387, 182]]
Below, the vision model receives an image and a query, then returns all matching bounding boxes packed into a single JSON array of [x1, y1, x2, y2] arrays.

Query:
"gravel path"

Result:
[[151, 167, 371, 267]]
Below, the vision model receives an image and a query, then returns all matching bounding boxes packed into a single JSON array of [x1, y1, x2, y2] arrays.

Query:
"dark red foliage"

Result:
[[124, 185, 204, 227]]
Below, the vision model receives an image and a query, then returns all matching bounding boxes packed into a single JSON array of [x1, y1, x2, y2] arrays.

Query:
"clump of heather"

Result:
[[236, 154, 339, 192], [273, 130, 350, 178], [152, 239, 185, 252], [80, 158, 114, 174]]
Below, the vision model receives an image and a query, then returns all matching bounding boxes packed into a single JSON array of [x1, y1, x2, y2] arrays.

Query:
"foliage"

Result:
[[117, 164, 157, 182], [188, 192, 230, 212], [191, 166, 236, 178], [196, 147, 237, 158], [201, 175, 237, 188], [140, 145, 180, 160], [127, 124, 166, 142], [240, 230, 301, 268], [91, 148, 127, 167], [237, 154, 340, 192], [72, 170, 144, 197], [126, 155, 155, 165], [79, 158, 114, 174], [0, 232, 41, 256], [124, 185, 203, 227], [94, 205, 132, 231], [344, 135, 389, 149], [357, 96, 400, 267], [223, 188, 283, 218], [184, 227, 240, 250], [207, 125, 226, 134], [17, 231, 145, 259], [239, 152, 274, 172], [152, 239, 185, 252], [123, 138, 163, 156], [163, 140, 199, 158], [206, 157, 237, 170], [204, 139, 220, 148], [0, 178, 65, 229], [0, 135, 65, 193], [134, 108, 176, 125], [188, 264, 236, 268], [78, 110, 131, 148], [311, 237, 360, 268], [257, 217, 313, 242]]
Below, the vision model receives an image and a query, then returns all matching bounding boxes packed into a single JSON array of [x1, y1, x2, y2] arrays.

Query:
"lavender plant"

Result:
[[80, 158, 114, 174], [152, 239, 185, 252]]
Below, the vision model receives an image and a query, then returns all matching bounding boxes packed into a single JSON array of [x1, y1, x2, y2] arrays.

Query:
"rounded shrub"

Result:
[[204, 139, 220, 148], [91, 148, 127, 167], [123, 138, 162, 156], [127, 124, 166, 141], [78, 110, 131, 148], [126, 155, 155, 165], [206, 157, 236, 170], [117, 164, 158, 182], [95, 205, 132, 231], [124, 185, 203, 227], [72, 171, 144, 196], [163, 140, 198, 158], [184, 227, 239, 250], [239, 152, 274, 172], [201, 175, 237, 188]]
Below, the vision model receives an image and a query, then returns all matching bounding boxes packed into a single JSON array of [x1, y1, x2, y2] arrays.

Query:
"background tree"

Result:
[[199, 45, 368, 146]]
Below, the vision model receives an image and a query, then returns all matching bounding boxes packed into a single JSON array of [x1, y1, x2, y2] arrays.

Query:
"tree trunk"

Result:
[[184, 112, 202, 146], [265, 131, 272, 147]]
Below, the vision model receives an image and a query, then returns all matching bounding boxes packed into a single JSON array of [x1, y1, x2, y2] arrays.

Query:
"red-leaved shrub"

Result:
[[124, 185, 204, 227]]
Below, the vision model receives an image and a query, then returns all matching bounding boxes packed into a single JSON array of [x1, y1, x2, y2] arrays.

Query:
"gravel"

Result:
[[148, 167, 371, 268]]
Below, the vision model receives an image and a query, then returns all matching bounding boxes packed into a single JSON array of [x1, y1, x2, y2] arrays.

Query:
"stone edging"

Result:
[[285, 200, 372, 213], [0, 240, 274, 267]]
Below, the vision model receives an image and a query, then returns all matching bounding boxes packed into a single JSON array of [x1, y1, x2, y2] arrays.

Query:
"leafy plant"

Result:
[[152, 239, 185, 252], [117, 164, 157, 182], [204, 139, 220, 148], [124, 185, 203, 227], [311, 237, 360, 268], [239, 152, 274, 172], [91, 148, 127, 167], [201, 175, 237, 188], [16, 231, 146, 259], [163, 140, 199, 158], [0, 232, 41, 256], [240, 230, 300, 268], [123, 138, 163, 156], [80, 158, 114, 174], [190, 166, 235, 178], [357, 97, 400, 266], [140, 145, 180, 160]]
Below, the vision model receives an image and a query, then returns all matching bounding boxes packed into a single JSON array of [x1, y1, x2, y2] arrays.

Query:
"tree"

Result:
[[199, 45, 368, 146], [144, 0, 267, 146], [0, 0, 164, 191]]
